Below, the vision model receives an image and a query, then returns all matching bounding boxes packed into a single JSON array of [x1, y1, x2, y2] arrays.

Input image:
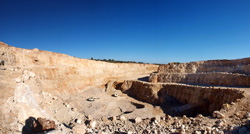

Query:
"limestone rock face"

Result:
[[148, 73, 158, 83], [120, 80, 244, 115], [158, 58, 250, 75], [22, 70, 36, 81], [149, 72, 250, 87], [0, 42, 158, 93]]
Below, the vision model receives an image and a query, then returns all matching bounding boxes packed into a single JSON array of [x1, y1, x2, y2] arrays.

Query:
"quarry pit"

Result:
[[1, 41, 250, 134]]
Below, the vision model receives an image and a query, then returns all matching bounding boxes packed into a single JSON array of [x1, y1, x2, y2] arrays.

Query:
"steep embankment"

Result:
[[158, 59, 250, 74], [0, 42, 158, 93], [119, 80, 245, 116], [149, 72, 250, 87]]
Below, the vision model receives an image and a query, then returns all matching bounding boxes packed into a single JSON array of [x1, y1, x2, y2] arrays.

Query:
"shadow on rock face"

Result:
[[137, 76, 149, 82], [131, 102, 145, 109]]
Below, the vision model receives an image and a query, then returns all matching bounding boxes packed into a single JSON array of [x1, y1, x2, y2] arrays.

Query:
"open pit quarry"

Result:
[[0, 41, 250, 134]]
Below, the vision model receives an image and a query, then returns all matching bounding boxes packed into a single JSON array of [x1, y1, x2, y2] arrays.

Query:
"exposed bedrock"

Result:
[[149, 72, 250, 87], [158, 58, 250, 74], [0, 42, 158, 93], [119, 80, 245, 116]]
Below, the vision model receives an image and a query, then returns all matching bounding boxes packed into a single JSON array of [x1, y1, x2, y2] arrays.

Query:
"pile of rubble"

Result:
[[29, 110, 250, 134]]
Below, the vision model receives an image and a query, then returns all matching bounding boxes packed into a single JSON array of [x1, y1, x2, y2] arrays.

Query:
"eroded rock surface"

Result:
[[0, 42, 158, 93]]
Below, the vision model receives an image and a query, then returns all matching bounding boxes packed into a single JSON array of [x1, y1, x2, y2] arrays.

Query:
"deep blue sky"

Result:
[[1, 0, 250, 64]]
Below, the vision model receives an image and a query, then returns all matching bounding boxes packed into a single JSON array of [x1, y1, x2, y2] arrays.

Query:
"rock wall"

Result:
[[0, 42, 158, 93], [120, 80, 244, 115], [149, 72, 250, 87], [158, 58, 250, 75]]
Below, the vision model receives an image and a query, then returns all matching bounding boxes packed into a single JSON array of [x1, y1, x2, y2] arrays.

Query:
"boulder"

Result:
[[13, 83, 51, 124], [72, 124, 86, 134], [15, 77, 22, 83], [88, 120, 97, 129], [33, 117, 55, 132], [119, 115, 126, 122], [22, 70, 36, 81], [135, 117, 142, 123], [213, 111, 225, 119]]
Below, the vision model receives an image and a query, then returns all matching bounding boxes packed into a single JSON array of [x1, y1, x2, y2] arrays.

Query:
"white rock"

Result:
[[127, 131, 133, 134], [170, 129, 176, 132], [76, 119, 82, 124], [182, 115, 187, 120], [66, 104, 69, 108], [196, 114, 204, 118], [28, 71, 36, 78], [179, 125, 185, 134], [119, 115, 126, 121], [218, 131, 224, 134], [14, 83, 38, 107], [113, 93, 119, 97], [213, 111, 225, 119], [205, 127, 212, 134], [47, 130, 66, 134], [135, 117, 142, 123], [72, 124, 86, 134], [22, 70, 36, 81], [166, 115, 172, 120], [86, 128, 93, 133], [89, 120, 97, 128], [155, 115, 161, 122], [161, 116, 166, 121], [15, 77, 22, 83], [194, 131, 202, 134], [211, 128, 219, 134], [99, 131, 108, 134], [13, 83, 51, 124]]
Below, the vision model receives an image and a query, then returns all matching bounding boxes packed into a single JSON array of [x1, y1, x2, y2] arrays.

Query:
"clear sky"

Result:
[[1, 0, 250, 64]]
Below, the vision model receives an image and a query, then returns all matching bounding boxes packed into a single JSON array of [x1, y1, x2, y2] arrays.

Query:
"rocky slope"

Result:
[[158, 58, 250, 74], [149, 72, 250, 87], [0, 42, 158, 93]]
